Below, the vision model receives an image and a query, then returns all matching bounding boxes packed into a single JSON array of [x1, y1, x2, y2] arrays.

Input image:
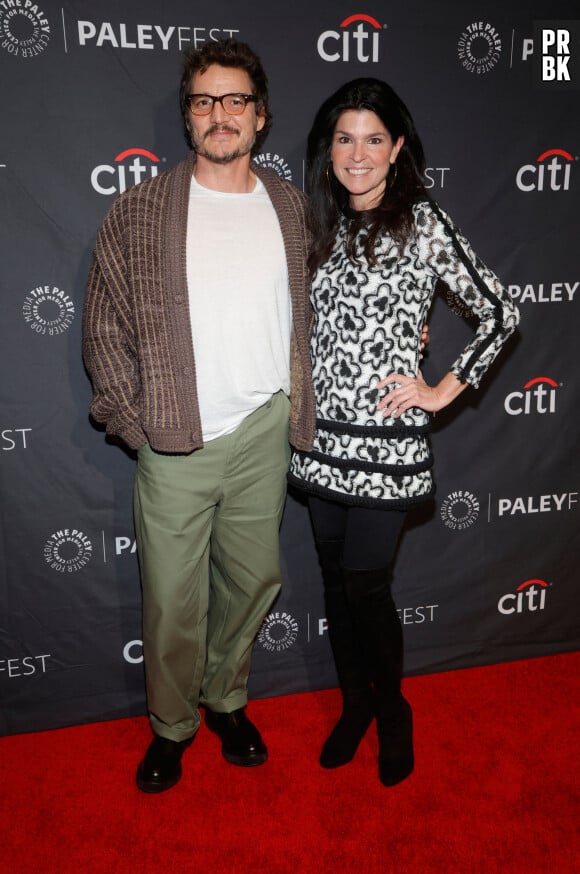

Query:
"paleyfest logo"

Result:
[[317, 13, 383, 63], [1, 428, 31, 450], [0, 0, 50, 57], [75, 19, 240, 51], [508, 281, 578, 305], [495, 491, 577, 518], [0, 653, 51, 678], [91, 147, 161, 196]]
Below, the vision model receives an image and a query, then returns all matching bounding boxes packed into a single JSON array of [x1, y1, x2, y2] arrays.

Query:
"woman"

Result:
[[288, 78, 520, 786]]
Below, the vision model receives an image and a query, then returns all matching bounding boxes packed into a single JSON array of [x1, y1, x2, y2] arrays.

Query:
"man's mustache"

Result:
[[205, 124, 239, 138]]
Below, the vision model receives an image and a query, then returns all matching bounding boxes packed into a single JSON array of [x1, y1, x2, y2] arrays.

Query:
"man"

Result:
[[83, 39, 315, 793]]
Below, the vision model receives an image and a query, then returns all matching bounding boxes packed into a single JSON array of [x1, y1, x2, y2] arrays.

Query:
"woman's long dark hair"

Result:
[[307, 78, 427, 274]]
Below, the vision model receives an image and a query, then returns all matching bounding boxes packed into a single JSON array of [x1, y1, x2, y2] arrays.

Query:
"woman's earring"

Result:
[[326, 163, 333, 185], [388, 162, 398, 188]]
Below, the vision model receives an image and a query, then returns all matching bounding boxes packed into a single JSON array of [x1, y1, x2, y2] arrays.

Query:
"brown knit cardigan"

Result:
[[82, 153, 316, 453]]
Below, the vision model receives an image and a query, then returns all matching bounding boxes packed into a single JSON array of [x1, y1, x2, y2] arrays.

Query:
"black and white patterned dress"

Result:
[[288, 198, 520, 508]]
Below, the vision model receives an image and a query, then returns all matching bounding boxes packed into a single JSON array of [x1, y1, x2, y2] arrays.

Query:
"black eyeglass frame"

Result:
[[185, 93, 259, 116]]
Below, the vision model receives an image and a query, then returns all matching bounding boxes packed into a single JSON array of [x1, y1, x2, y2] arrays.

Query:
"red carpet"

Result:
[[1, 652, 578, 873]]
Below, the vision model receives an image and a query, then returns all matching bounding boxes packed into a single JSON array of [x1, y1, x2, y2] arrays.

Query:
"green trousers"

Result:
[[133, 391, 291, 741]]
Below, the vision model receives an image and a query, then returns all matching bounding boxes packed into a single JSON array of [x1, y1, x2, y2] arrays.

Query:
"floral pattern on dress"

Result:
[[288, 199, 519, 507]]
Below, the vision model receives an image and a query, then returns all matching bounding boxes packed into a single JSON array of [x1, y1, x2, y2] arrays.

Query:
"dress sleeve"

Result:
[[415, 199, 520, 388], [82, 202, 147, 449]]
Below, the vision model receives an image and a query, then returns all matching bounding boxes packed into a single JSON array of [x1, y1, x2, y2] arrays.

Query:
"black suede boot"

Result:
[[316, 540, 374, 769], [343, 566, 414, 787], [376, 693, 414, 787]]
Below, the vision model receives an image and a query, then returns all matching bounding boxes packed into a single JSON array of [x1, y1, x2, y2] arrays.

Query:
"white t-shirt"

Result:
[[186, 173, 291, 441]]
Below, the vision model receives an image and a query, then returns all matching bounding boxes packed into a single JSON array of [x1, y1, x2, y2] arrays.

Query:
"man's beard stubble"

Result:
[[193, 123, 256, 165]]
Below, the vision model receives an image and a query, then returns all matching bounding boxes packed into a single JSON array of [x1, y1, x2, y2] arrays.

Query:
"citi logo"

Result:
[[516, 148, 575, 192], [497, 579, 549, 615], [91, 148, 161, 196], [123, 640, 143, 664], [317, 13, 382, 63], [504, 376, 559, 416]]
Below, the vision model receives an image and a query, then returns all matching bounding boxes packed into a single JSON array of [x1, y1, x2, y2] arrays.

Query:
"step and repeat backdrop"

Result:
[[1, 1, 579, 735]]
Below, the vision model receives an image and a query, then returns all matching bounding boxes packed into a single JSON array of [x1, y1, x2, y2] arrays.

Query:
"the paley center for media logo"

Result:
[[0, 0, 50, 57]]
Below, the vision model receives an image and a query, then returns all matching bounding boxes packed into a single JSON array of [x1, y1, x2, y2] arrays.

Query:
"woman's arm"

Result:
[[378, 200, 519, 418]]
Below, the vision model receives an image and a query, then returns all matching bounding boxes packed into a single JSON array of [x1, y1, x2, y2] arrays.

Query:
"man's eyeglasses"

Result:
[[185, 93, 259, 116]]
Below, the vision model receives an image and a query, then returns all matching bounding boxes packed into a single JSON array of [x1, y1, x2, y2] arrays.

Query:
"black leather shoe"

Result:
[[205, 707, 267, 766], [136, 735, 193, 793]]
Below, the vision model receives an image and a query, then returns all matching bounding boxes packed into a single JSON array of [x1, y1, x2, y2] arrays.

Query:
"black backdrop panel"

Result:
[[1, 1, 578, 734]]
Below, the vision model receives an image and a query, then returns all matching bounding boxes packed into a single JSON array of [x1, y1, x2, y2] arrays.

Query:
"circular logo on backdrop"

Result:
[[22, 286, 75, 336], [443, 287, 475, 321], [0, 2, 50, 58], [258, 611, 299, 652], [457, 22, 502, 74], [44, 529, 93, 573], [253, 152, 293, 182], [440, 491, 480, 531]]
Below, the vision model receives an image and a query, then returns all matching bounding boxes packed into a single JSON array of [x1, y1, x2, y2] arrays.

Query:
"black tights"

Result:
[[309, 495, 406, 701], [308, 495, 406, 571]]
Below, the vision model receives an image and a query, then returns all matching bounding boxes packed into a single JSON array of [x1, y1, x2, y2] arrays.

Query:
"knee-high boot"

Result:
[[316, 540, 374, 768], [343, 566, 414, 787]]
